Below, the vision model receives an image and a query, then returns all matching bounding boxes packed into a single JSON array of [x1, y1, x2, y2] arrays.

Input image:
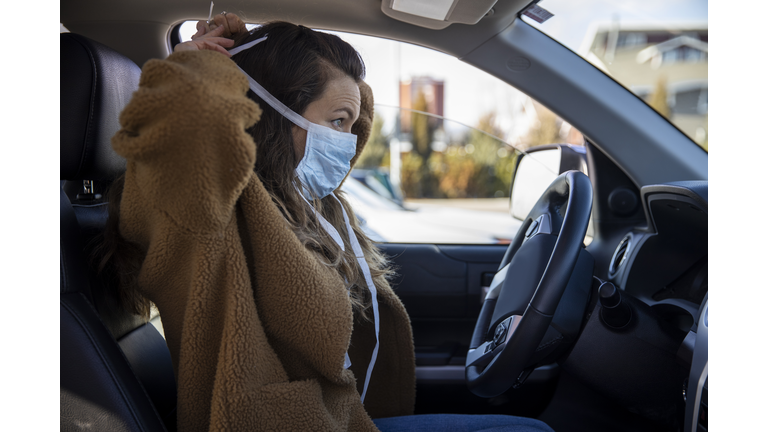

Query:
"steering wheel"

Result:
[[466, 170, 592, 398]]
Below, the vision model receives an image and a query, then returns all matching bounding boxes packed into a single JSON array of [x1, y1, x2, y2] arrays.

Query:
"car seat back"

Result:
[[60, 32, 177, 432]]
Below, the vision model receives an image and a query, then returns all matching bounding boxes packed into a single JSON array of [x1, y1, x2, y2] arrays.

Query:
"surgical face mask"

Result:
[[230, 36, 358, 199], [294, 123, 357, 199]]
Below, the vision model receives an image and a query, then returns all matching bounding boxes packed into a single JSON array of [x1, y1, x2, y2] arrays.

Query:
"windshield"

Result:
[[522, 0, 708, 151]]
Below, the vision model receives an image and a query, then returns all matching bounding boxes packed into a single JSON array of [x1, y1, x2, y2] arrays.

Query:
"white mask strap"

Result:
[[330, 194, 380, 404], [229, 36, 312, 131], [238, 66, 311, 130], [297, 190, 380, 402], [227, 35, 268, 56], [296, 188, 345, 252]]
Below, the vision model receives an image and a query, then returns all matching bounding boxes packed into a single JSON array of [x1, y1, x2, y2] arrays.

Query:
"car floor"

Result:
[[536, 371, 677, 432]]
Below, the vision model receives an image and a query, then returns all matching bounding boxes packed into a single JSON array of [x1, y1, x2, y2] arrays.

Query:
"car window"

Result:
[[330, 32, 591, 245], [347, 105, 528, 245], [177, 23, 586, 245]]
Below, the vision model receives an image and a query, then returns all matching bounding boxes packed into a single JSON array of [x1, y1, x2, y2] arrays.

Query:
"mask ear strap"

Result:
[[295, 186, 345, 251], [228, 35, 312, 131], [330, 194, 380, 404], [237, 66, 311, 130], [228, 35, 268, 56], [230, 35, 358, 144]]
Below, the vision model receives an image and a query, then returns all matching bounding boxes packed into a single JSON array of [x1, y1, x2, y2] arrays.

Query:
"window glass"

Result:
[[522, 0, 708, 151], [329, 32, 584, 244], [348, 105, 527, 244], [176, 23, 585, 245]]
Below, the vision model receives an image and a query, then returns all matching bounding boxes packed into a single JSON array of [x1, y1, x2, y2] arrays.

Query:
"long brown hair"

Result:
[[232, 22, 391, 318], [101, 21, 391, 319]]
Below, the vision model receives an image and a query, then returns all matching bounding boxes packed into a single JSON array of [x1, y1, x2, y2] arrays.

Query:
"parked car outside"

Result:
[[342, 175, 522, 244]]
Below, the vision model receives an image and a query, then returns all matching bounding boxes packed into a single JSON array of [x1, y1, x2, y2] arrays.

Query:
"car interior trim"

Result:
[[684, 298, 708, 432]]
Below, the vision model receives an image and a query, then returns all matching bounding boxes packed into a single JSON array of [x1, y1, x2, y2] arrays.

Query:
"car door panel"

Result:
[[378, 243, 508, 366]]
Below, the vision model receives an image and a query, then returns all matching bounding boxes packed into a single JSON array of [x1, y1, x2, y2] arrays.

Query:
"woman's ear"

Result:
[[349, 80, 374, 168]]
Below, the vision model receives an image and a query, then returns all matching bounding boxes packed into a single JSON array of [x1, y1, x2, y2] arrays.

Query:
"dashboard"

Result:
[[606, 181, 708, 432], [609, 182, 707, 315]]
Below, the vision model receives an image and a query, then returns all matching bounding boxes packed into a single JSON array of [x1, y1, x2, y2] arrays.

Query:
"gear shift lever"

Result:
[[598, 281, 632, 329]]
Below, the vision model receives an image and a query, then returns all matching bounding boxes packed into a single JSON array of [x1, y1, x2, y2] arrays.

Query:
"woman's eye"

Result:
[[331, 119, 343, 128]]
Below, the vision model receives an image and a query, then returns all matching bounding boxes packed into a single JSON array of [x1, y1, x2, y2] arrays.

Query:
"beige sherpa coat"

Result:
[[112, 50, 415, 431]]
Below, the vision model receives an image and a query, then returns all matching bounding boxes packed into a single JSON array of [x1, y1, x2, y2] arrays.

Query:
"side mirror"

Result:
[[509, 144, 591, 231]]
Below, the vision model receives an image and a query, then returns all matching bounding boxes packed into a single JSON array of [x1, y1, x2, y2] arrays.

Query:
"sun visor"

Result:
[[381, 0, 498, 29]]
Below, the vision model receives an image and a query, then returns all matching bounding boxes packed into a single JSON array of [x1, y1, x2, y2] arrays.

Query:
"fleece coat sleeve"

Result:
[[112, 50, 414, 431]]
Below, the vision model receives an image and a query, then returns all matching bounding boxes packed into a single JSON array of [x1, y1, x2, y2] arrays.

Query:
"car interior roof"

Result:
[[61, 0, 531, 66]]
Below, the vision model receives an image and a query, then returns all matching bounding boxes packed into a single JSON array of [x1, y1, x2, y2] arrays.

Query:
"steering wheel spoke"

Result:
[[466, 315, 523, 368], [466, 341, 495, 368]]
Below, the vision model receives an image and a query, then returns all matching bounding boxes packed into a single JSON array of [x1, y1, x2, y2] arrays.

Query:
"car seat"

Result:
[[60, 32, 177, 432]]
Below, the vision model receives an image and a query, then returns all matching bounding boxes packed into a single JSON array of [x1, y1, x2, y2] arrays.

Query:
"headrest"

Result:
[[61, 33, 141, 181]]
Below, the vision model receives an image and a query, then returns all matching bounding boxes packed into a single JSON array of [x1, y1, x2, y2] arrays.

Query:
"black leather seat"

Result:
[[60, 33, 177, 432]]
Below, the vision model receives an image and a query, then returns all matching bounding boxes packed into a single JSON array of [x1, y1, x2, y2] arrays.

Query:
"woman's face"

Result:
[[292, 74, 361, 163]]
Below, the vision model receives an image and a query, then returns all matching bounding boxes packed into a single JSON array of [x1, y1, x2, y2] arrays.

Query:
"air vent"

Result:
[[608, 233, 633, 277]]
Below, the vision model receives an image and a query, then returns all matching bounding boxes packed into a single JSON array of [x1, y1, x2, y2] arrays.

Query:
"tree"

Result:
[[469, 113, 503, 166], [356, 113, 389, 169], [399, 152, 425, 198], [411, 91, 434, 161], [523, 105, 560, 150], [431, 151, 477, 198], [648, 75, 670, 119], [430, 112, 517, 199], [402, 90, 439, 197], [467, 113, 517, 197]]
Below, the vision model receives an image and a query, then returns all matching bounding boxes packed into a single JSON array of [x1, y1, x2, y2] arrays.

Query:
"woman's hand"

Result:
[[173, 13, 248, 57], [194, 12, 249, 40]]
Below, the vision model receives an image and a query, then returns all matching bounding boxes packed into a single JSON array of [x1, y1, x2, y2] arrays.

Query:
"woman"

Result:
[[106, 13, 553, 432]]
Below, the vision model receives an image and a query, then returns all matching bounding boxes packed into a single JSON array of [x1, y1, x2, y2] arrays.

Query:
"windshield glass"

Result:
[[522, 0, 708, 151]]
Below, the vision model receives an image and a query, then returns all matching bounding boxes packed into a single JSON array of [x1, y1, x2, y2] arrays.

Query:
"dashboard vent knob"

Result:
[[608, 233, 632, 278]]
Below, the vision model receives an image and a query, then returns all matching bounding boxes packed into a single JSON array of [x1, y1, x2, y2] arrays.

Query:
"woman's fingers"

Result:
[[202, 38, 234, 56], [211, 13, 248, 38], [192, 13, 247, 40], [205, 24, 227, 38], [175, 12, 245, 57], [173, 36, 234, 56], [192, 20, 210, 39]]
